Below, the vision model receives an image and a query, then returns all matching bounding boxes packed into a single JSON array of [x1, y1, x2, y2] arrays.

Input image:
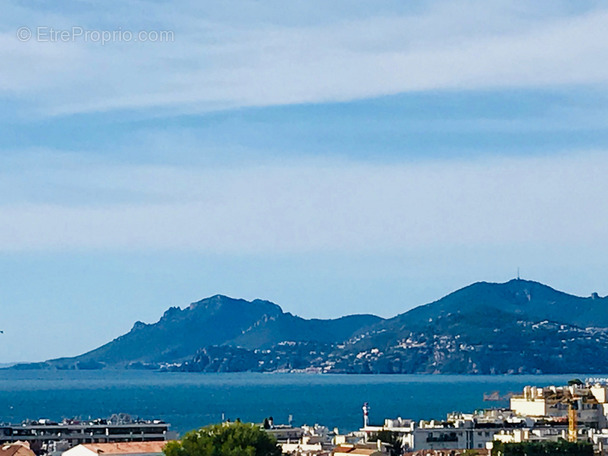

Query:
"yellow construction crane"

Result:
[[567, 399, 578, 442]]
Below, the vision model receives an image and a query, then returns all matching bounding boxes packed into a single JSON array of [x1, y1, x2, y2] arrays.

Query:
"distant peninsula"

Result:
[[14, 279, 608, 374]]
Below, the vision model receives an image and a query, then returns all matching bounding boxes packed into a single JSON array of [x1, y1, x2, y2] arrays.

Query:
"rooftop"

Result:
[[333, 446, 382, 455], [79, 442, 167, 455], [0, 443, 34, 456]]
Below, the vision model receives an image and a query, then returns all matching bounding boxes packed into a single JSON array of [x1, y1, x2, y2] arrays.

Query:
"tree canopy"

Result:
[[491, 441, 593, 456], [372, 430, 402, 456], [163, 422, 282, 456]]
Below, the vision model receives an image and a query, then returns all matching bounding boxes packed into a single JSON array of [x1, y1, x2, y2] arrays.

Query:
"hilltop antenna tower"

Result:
[[517, 267, 520, 280]]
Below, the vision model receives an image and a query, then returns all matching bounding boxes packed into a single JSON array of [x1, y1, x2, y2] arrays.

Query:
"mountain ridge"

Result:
[[13, 279, 608, 374]]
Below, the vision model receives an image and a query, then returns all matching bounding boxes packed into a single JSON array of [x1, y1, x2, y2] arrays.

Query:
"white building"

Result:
[[356, 382, 608, 453], [360, 412, 526, 452], [281, 424, 334, 455], [281, 438, 325, 456], [510, 384, 607, 427]]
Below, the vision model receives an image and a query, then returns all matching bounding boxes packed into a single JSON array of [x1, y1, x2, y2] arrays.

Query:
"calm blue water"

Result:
[[0, 371, 591, 435]]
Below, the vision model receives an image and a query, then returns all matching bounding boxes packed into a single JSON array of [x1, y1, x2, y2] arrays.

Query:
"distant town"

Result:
[[3, 380, 608, 456]]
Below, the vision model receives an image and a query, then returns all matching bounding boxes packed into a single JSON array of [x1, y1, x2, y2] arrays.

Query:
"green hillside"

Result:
[[15, 279, 608, 374]]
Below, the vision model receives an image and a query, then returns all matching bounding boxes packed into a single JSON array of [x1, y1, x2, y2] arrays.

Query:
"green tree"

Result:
[[372, 430, 403, 456], [164, 422, 282, 456], [491, 440, 593, 456]]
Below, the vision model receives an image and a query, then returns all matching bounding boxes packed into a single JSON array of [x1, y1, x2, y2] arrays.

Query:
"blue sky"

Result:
[[1, 0, 608, 362]]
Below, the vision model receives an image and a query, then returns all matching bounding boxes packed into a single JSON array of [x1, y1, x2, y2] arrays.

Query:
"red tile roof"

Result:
[[403, 450, 490, 456], [0, 443, 35, 456], [80, 442, 167, 455], [333, 446, 381, 455]]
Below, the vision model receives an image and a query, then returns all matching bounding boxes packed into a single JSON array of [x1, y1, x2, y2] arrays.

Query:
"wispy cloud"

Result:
[[1, 151, 607, 253], [2, 1, 608, 116]]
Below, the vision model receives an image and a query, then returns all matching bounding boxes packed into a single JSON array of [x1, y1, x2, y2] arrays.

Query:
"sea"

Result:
[[0, 371, 594, 435]]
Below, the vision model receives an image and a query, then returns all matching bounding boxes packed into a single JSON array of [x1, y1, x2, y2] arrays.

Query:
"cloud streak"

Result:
[[1, 151, 607, 253], [2, 1, 608, 116]]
